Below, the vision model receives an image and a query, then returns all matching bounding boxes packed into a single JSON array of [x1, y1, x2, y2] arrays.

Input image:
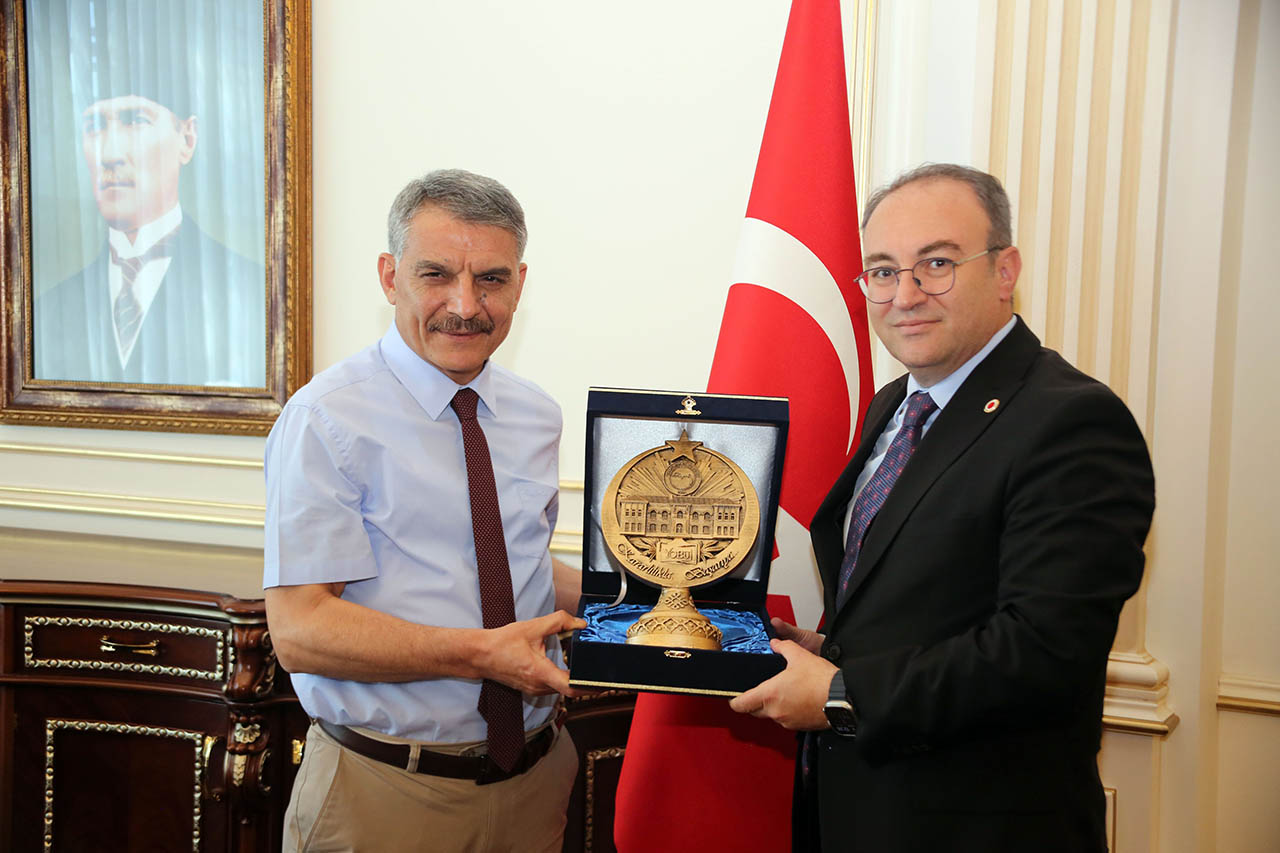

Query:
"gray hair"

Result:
[[387, 169, 527, 261], [861, 163, 1013, 250]]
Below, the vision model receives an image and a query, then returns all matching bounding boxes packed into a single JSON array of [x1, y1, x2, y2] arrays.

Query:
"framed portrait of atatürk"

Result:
[[1, 0, 310, 434]]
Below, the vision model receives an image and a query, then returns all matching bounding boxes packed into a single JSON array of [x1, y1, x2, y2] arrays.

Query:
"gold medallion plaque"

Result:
[[600, 429, 760, 650]]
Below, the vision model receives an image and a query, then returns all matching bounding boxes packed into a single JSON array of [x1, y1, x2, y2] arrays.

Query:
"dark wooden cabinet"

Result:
[[561, 690, 635, 853], [0, 581, 307, 853], [0, 580, 638, 852]]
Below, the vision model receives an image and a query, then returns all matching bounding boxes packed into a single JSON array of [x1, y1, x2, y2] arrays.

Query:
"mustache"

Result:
[[98, 172, 134, 188], [428, 315, 494, 334]]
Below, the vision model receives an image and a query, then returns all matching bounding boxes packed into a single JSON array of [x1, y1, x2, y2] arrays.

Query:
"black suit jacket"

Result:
[[800, 317, 1154, 852], [34, 221, 266, 387]]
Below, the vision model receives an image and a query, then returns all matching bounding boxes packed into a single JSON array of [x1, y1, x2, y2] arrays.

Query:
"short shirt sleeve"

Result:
[[263, 402, 378, 588]]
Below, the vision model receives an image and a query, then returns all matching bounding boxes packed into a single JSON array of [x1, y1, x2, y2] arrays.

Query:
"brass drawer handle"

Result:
[[201, 735, 225, 801], [99, 636, 161, 656]]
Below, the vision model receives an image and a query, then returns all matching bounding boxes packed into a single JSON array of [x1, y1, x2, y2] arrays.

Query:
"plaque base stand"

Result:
[[624, 587, 724, 651]]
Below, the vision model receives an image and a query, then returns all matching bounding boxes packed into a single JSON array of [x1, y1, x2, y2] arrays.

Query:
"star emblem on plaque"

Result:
[[600, 429, 761, 650]]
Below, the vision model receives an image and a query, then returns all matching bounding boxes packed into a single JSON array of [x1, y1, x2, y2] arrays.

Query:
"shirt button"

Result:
[[822, 643, 842, 661]]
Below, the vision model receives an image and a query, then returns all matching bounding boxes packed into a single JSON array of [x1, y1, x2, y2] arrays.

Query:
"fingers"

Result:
[[770, 616, 800, 638], [533, 659, 572, 696], [771, 617, 823, 655], [530, 609, 587, 637], [729, 680, 771, 715]]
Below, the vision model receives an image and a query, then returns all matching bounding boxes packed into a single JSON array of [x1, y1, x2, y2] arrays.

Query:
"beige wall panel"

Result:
[[1127, 0, 1171, 436], [1148, 0, 1245, 847], [1012, 0, 1048, 332], [1091, 0, 1133, 385], [1075, 0, 1115, 375], [1099, 729, 1164, 853], [1055, 0, 1094, 367], [1215, 712, 1280, 852], [1220, 0, 1280, 684]]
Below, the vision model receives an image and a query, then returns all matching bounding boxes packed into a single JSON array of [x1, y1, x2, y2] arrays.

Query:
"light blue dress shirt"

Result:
[[264, 324, 563, 743], [843, 316, 1017, 541]]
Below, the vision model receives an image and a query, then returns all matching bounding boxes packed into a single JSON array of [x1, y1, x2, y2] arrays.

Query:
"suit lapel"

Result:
[[833, 318, 1043, 618]]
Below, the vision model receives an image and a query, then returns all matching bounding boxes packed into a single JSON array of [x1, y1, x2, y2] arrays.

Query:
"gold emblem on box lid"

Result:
[[601, 429, 760, 650]]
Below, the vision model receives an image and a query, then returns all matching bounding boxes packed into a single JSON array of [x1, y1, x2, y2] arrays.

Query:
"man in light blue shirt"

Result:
[[264, 170, 583, 852]]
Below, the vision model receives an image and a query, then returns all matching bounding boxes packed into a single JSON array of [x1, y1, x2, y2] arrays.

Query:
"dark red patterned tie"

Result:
[[835, 391, 938, 610], [450, 388, 525, 771]]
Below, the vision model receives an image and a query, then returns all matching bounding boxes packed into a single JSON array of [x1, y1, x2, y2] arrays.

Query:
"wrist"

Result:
[[823, 669, 859, 738]]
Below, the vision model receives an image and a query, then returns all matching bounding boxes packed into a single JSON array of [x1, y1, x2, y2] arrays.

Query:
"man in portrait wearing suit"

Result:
[[731, 163, 1155, 852], [34, 19, 264, 387]]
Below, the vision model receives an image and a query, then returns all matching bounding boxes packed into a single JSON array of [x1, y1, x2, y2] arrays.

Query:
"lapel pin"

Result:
[[983, 399, 1000, 414]]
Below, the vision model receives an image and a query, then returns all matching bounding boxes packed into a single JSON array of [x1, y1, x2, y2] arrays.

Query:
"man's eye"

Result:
[[924, 258, 952, 271], [869, 267, 897, 281], [479, 275, 506, 284]]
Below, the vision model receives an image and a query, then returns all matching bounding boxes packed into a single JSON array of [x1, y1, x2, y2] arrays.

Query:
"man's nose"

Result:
[[891, 269, 927, 309], [94, 128, 129, 166], [445, 277, 483, 318]]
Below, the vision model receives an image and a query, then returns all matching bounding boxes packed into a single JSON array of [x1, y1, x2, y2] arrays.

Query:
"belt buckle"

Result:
[[474, 753, 512, 786]]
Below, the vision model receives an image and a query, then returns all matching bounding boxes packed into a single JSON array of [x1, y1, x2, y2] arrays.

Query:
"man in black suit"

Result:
[[731, 164, 1155, 852], [34, 58, 264, 386]]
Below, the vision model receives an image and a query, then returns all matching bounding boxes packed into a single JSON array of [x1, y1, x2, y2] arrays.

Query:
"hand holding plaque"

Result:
[[600, 429, 761, 650]]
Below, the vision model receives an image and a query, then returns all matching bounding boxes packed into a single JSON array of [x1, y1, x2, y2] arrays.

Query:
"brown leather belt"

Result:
[[317, 719, 555, 786]]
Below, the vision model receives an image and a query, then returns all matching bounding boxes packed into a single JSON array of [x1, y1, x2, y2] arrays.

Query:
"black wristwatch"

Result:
[[823, 670, 858, 738]]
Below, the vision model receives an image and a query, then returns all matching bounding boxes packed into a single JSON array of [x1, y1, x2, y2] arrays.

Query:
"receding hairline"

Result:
[[860, 163, 1014, 251]]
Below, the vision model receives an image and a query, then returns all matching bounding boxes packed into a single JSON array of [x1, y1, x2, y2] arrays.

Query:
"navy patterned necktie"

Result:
[[835, 391, 938, 610], [450, 388, 525, 772], [108, 227, 178, 356]]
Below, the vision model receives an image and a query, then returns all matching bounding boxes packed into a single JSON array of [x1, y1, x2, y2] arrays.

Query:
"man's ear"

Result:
[[377, 253, 398, 305], [510, 262, 528, 312], [995, 246, 1021, 302], [177, 115, 198, 165]]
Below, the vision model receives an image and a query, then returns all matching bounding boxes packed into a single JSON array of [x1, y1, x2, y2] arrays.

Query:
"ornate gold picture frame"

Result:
[[0, 0, 311, 435]]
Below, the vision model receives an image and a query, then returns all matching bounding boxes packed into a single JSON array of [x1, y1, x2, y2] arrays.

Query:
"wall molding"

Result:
[[1217, 673, 1280, 717], [1, 481, 589, 542], [1103, 649, 1179, 735], [0, 441, 262, 469], [0, 486, 264, 528]]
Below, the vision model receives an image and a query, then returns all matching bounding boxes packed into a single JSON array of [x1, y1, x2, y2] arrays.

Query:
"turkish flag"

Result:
[[613, 1, 872, 850]]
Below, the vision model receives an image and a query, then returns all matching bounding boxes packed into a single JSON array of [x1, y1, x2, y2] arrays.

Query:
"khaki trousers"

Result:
[[283, 721, 578, 853]]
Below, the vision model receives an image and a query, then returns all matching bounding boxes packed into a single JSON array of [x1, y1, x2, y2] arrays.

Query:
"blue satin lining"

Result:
[[579, 602, 772, 654]]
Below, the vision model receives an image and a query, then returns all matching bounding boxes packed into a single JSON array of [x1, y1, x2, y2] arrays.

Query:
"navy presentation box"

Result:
[[568, 387, 789, 697]]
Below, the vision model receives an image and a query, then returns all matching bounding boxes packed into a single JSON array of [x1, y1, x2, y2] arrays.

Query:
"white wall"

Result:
[[311, 0, 801, 479], [2, 0, 822, 563]]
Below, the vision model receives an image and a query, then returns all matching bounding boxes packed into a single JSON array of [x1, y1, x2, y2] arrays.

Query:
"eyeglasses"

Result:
[[855, 247, 1004, 303]]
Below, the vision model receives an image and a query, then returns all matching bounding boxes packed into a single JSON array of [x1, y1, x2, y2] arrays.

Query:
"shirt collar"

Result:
[[379, 323, 498, 421], [906, 315, 1017, 409], [108, 204, 183, 259]]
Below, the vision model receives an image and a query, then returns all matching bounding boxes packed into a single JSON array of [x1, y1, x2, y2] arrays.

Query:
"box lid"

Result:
[[581, 387, 789, 607]]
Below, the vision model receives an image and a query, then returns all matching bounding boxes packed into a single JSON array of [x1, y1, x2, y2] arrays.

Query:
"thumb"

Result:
[[770, 637, 809, 664], [771, 617, 801, 640], [533, 609, 585, 636]]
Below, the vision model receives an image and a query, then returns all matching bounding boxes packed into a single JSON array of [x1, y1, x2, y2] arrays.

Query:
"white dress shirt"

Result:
[[843, 316, 1017, 542], [107, 204, 183, 368]]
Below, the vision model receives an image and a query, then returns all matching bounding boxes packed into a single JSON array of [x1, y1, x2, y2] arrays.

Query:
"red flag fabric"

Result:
[[613, 1, 872, 851], [612, 596, 799, 853]]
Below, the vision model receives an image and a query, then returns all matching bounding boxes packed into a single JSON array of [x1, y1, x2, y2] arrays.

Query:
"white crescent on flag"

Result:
[[732, 216, 865, 455]]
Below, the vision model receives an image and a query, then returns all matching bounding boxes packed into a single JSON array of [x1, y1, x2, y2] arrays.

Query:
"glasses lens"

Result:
[[858, 268, 897, 303], [913, 258, 956, 294]]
